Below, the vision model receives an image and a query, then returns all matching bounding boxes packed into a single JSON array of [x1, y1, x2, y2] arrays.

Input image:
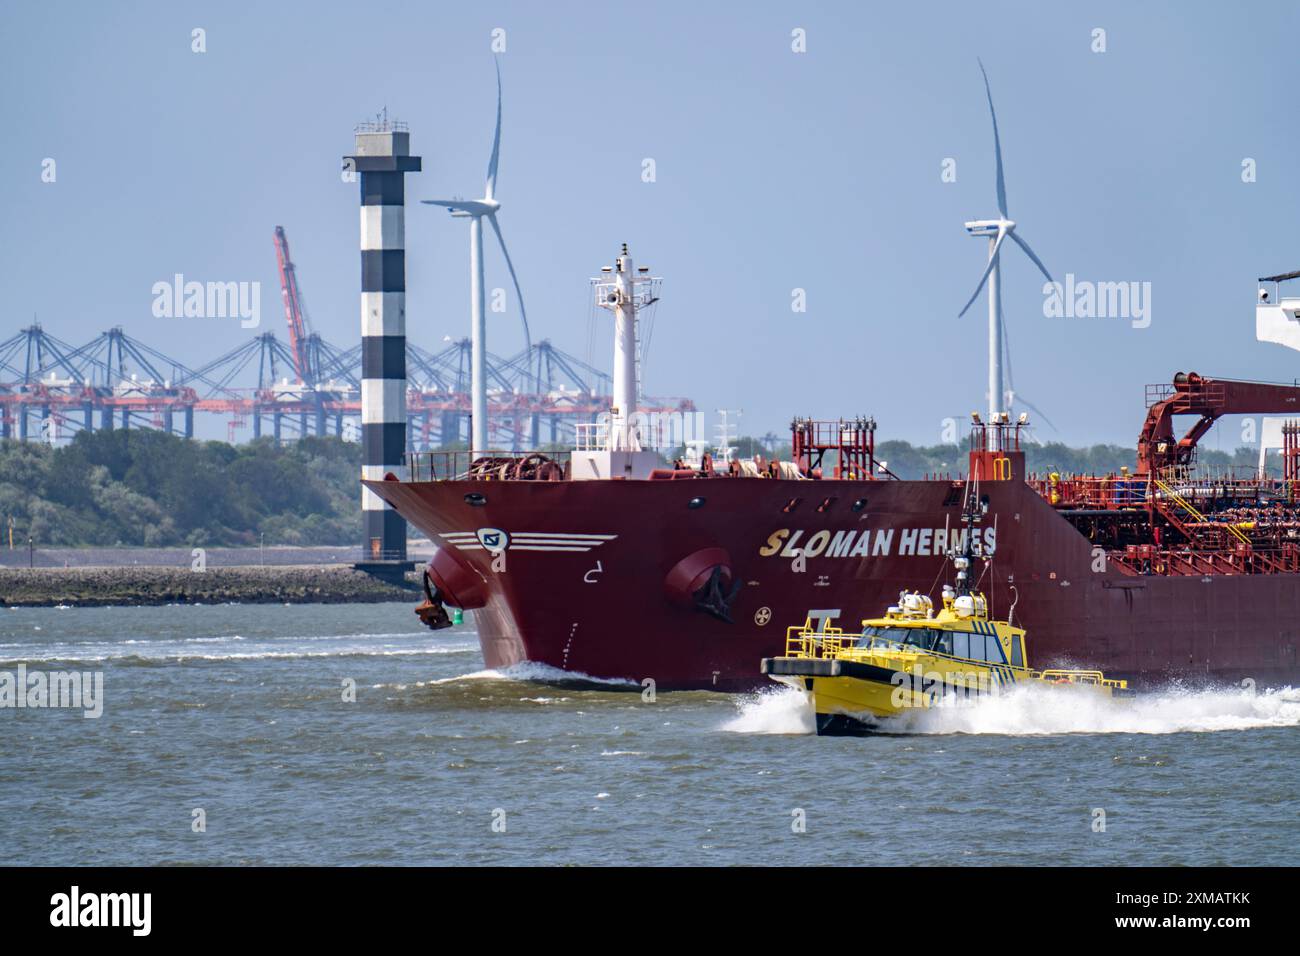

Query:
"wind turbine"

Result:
[[957, 59, 1054, 428], [423, 60, 531, 456]]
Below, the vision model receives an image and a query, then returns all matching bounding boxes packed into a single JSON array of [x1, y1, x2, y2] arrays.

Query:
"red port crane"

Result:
[[273, 226, 315, 387]]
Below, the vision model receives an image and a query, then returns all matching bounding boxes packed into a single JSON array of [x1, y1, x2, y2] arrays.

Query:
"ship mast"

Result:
[[953, 489, 986, 598], [594, 244, 660, 451]]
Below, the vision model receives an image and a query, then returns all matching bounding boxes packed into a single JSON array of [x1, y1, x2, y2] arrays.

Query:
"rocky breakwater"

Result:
[[0, 565, 420, 608]]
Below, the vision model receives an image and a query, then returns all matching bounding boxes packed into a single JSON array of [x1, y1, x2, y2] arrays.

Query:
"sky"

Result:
[[4, 0, 1300, 448]]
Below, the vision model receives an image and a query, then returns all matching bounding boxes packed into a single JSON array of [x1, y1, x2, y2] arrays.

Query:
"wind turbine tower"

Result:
[[423, 60, 530, 458]]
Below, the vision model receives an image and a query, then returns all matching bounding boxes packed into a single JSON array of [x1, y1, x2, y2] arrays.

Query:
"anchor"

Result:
[[693, 565, 742, 623], [414, 570, 453, 631]]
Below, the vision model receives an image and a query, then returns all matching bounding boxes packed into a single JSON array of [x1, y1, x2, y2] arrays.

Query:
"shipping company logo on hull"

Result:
[[440, 531, 617, 553], [759, 526, 996, 559]]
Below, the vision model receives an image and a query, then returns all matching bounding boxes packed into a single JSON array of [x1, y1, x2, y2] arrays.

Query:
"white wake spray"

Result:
[[722, 683, 1300, 736], [0, 633, 479, 664], [425, 661, 639, 689], [720, 687, 817, 735]]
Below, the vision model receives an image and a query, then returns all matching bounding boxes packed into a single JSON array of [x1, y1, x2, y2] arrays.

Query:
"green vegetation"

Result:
[[875, 440, 1147, 479], [0, 431, 361, 547], [0, 429, 1275, 549], [726, 435, 1268, 480]]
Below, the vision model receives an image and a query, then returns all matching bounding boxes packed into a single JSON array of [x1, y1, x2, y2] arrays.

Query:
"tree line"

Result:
[[0, 430, 1273, 548]]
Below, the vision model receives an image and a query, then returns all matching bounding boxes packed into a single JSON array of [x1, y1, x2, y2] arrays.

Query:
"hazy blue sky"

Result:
[[4, 0, 1300, 447]]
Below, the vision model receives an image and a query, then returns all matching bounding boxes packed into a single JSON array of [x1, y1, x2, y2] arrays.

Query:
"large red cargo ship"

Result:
[[365, 250, 1300, 692]]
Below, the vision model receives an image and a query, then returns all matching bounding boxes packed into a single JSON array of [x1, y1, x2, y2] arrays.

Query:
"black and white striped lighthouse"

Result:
[[346, 116, 421, 563]]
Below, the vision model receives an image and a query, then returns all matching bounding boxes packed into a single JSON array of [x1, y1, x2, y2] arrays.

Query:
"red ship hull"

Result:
[[369, 475, 1300, 691]]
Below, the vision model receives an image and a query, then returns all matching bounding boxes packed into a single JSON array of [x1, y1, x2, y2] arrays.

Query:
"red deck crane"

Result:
[[1138, 371, 1300, 476]]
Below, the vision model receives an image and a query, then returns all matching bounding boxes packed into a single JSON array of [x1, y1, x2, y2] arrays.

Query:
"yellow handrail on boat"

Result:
[[1036, 668, 1128, 690], [783, 622, 853, 659]]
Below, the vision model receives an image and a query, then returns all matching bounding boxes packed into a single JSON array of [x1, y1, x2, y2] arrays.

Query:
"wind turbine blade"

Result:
[[957, 231, 1006, 318], [1012, 393, 1058, 432], [1008, 231, 1053, 283], [485, 59, 502, 201], [978, 58, 1007, 218], [487, 212, 531, 382], [422, 199, 463, 209]]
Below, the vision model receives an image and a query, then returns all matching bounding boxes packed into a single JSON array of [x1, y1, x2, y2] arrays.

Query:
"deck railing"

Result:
[[574, 422, 609, 452], [1107, 541, 1300, 576], [404, 450, 572, 482], [1029, 472, 1297, 511], [783, 623, 856, 659]]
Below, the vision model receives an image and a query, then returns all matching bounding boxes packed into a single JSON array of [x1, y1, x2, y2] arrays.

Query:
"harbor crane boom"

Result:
[[273, 226, 315, 387]]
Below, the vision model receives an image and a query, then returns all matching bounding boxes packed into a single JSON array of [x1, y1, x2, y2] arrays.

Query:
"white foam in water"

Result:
[[722, 684, 1300, 736], [0, 633, 480, 664], [902, 682, 1300, 736], [425, 661, 639, 688], [721, 687, 817, 735]]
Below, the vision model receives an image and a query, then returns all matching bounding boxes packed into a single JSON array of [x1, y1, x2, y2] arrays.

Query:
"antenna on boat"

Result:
[[951, 476, 986, 599]]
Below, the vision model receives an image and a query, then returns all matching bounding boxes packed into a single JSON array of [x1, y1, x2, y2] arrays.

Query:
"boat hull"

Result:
[[365, 475, 1300, 691]]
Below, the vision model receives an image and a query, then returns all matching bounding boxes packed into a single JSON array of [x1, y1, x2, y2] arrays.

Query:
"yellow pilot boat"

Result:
[[760, 495, 1132, 736]]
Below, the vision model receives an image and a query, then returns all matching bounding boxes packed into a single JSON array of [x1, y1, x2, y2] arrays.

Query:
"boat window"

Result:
[[1010, 637, 1023, 667], [952, 632, 970, 660], [986, 635, 1006, 664], [856, 626, 893, 648], [930, 630, 953, 656], [900, 629, 932, 650], [856, 626, 928, 650]]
